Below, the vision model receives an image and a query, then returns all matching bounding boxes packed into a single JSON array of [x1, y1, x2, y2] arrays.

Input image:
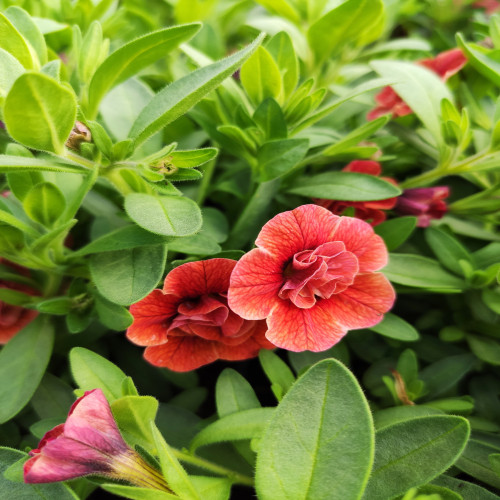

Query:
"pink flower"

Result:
[[228, 205, 395, 352], [473, 0, 500, 14], [315, 160, 398, 226], [127, 259, 273, 372], [368, 48, 467, 120], [395, 187, 450, 227], [0, 259, 38, 345], [24, 389, 169, 490]]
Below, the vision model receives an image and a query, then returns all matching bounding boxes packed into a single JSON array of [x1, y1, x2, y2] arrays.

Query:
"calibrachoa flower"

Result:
[[0, 259, 38, 344], [315, 160, 398, 226], [228, 205, 395, 352], [368, 48, 467, 120], [24, 389, 170, 491], [473, 0, 500, 14], [127, 259, 272, 372], [395, 186, 450, 227]]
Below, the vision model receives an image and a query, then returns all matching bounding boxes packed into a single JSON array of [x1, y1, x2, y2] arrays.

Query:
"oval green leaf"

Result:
[[0, 317, 54, 423], [363, 415, 470, 500], [4, 72, 76, 154], [124, 193, 202, 237], [23, 182, 66, 227], [369, 312, 420, 341], [255, 359, 375, 500]]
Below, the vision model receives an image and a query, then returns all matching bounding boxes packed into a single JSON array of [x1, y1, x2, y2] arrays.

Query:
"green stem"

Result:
[[61, 166, 99, 222], [171, 448, 254, 487], [400, 167, 448, 188], [63, 150, 96, 169], [195, 159, 216, 205]]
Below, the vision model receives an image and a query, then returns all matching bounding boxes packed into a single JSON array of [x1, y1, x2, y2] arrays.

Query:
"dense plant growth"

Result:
[[0, 0, 500, 499]]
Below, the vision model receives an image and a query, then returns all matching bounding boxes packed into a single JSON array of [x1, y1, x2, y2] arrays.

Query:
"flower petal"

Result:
[[216, 321, 272, 359], [327, 273, 395, 330], [228, 248, 284, 320], [127, 289, 177, 346], [255, 204, 340, 259], [331, 216, 388, 272], [163, 259, 236, 297], [265, 299, 346, 352]]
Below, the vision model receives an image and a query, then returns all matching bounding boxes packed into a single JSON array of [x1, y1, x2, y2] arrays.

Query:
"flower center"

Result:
[[278, 241, 359, 309]]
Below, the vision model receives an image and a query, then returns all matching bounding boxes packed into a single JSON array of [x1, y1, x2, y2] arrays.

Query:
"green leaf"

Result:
[[73, 225, 168, 256], [374, 217, 417, 251], [259, 350, 295, 401], [266, 31, 299, 101], [371, 60, 452, 142], [102, 484, 179, 500], [253, 98, 288, 140], [78, 21, 104, 84], [111, 396, 158, 450], [23, 182, 66, 227], [457, 33, 500, 87], [254, 0, 300, 24], [0, 12, 37, 69], [455, 439, 500, 490], [308, 0, 385, 62], [0, 447, 77, 499], [4, 73, 77, 154], [0, 155, 88, 174], [373, 406, 443, 430], [87, 24, 200, 118], [287, 171, 401, 200], [255, 359, 374, 500], [384, 254, 466, 290], [129, 34, 264, 146], [167, 233, 221, 256], [240, 46, 282, 105], [169, 148, 217, 168], [0, 317, 54, 423], [5, 6, 47, 66], [467, 335, 500, 366], [69, 347, 127, 402], [36, 297, 73, 315], [258, 138, 308, 181], [433, 474, 500, 500], [216, 369, 261, 418], [31, 373, 75, 419], [425, 227, 472, 276], [151, 422, 201, 500], [90, 245, 167, 305], [369, 313, 419, 341], [94, 292, 134, 331], [190, 476, 232, 500], [363, 416, 470, 500], [0, 48, 24, 97], [124, 193, 202, 237], [190, 408, 274, 452]]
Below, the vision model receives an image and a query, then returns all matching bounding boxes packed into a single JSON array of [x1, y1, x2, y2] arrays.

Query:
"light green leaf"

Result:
[[169, 148, 217, 168], [369, 313, 419, 341], [129, 34, 264, 146], [433, 474, 500, 500], [258, 138, 308, 181], [216, 369, 261, 418], [254, 0, 300, 23], [190, 408, 274, 452], [259, 350, 295, 401], [69, 347, 126, 402], [4, 73, 77, 154], [425, 227, 472, 276], [287, 171, 401, 200], [363, 416, 470, 500], [266, 31, 299, 100], [253, 98, 288, 140], [90, 245, 167, 305], [124, 193, 202, 237], [23, 182, 65, 227], [0, 49, 24, 96], [0, 317, 54, 423], [240, 46, 282, 105], [0, 11, 37, 69], [87, 24, 200, 118], [384, 254, 466, 290], [0, 155, 88, 174], [255, 359, 374, 500]]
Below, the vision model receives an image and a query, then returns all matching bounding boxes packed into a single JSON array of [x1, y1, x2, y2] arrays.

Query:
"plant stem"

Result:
[[195, 158, 216, 205], [171, 448, 254, 487]]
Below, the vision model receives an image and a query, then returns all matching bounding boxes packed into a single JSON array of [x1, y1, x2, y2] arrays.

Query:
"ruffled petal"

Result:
[[265, 299, 346, 352], [228, 248, 284, 320], [163, 259, 236, 297], [127, 290, 177, 346], [331, 216, 388, 272], [0, 307, 38, 344], [327, 273, 395, 330], [216, 321, 272, 360], [255, 204, 340, 259]]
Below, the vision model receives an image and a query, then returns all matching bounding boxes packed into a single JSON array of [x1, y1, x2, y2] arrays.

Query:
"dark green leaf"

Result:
[[374, 217, 417, 251], [258, 138, 308, 181], [369, 313, 420, 341]]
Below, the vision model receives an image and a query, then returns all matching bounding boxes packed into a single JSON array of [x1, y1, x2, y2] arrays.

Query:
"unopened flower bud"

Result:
[[66, 121, 92, 151]]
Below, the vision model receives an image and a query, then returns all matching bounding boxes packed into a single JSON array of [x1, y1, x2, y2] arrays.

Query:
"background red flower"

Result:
[[228, 205, 395, 352], [127, 258, 272, 372]]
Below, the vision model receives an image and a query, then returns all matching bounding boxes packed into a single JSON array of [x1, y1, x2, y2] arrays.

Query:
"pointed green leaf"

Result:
[[0, 11, 37, 69], [23, 182, 66, 227]]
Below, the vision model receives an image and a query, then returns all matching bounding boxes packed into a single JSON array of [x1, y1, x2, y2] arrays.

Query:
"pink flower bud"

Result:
[[395, 187, 450, 227]]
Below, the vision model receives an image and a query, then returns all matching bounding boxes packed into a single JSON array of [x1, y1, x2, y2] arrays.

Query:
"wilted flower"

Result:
[[65, 121, 92, 151], [228, 205, 395, 352], [315, 160, 398, 226], [395, 187, 450, 227], [0, 259, 38, 344], [127, 259, 272, 372], [368, 48, 467, 120], [24, 389, 170, 491]]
